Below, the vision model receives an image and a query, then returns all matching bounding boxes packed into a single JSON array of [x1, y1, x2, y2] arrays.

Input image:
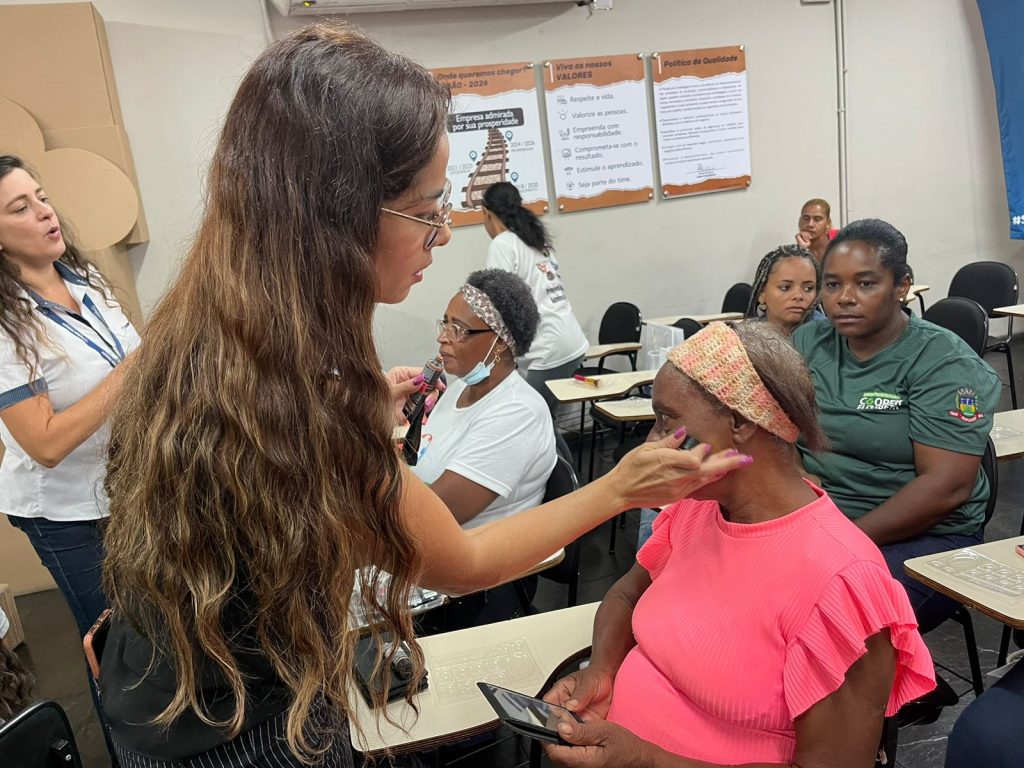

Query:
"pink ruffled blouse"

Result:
[[606, 483, 935, 765]]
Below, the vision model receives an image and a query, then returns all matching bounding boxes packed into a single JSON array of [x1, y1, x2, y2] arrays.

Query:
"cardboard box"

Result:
[[0, 584, 26, 649], [0, 518, 55, 597], [0, 2, 148, 245]]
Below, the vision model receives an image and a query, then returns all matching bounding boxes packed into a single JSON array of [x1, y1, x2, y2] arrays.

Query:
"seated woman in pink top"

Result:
[[544, 321, 936, 768]]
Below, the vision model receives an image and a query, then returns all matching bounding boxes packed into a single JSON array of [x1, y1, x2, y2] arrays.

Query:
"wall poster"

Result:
[[432, 62, 549, 227], [652, 46, 751, 198], [543, 53, 654, 213]]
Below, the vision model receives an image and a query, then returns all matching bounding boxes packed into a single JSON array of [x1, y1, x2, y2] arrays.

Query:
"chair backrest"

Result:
[[541, 456, 582, 591], [671, 317, 704, 338], [721, 282, 753, 314], [598, 302, 642, 345], [0, 700, 83, 768], [948, 261, 1019, 318], [922, 297, 989, 356], [553, 430, 573, 466], [981, 436, 998, 530]]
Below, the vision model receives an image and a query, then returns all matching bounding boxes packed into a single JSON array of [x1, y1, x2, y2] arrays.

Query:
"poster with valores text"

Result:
[[543, 54, 654, 213], [432, 62, 549, 227], [653, 46, 751, 198]]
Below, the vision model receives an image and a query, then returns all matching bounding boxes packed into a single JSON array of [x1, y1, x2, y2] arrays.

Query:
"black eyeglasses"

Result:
[[381, 179, 453, 249], [436, 319, 493, 343]]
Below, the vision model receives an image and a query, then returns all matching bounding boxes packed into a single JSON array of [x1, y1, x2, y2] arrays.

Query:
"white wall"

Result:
[[273, 0, 840, 367], [843, 0, 1023, 335], [6, 0, 1018, 369]]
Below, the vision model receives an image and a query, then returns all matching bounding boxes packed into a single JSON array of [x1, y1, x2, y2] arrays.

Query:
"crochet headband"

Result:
[[460, 284, 517, 355], [667, 322, 800, 443]]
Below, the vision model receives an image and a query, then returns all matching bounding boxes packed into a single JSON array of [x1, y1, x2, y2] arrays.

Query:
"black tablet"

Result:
[[477, 681, 582, 745]]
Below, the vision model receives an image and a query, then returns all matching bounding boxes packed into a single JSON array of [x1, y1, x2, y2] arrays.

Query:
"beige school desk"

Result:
[[545, 369, 657, 406], [348, 601, 599, 756], [904, 536, 1024, 631], [904, 284, 930, 313], [583, 342, 642, 362], [993, 409, 1024, 461], [994, 304, 1024, 320], [644, 312, 744, 327]]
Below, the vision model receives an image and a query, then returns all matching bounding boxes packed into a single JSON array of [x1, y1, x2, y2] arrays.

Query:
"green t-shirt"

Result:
[[792, 316, 1000, 536]]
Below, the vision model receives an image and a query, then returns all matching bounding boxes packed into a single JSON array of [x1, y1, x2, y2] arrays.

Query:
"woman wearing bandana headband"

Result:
[[543, 322, 935, 768], [413, 269, 555, 630]]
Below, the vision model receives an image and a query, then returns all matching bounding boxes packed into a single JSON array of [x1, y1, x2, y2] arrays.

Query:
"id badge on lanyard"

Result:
[[36, 294, 126, 369]]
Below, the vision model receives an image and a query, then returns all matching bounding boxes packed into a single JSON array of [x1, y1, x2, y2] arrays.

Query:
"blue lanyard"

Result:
[[35, 294, 125, 368]]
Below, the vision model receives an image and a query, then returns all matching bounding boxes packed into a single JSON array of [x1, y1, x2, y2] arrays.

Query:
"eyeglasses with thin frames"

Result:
[[436, 319, 493, 343], [381, 179, 453, 249]]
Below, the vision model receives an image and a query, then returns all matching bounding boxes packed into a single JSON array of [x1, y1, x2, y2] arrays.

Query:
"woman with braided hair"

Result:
[[744, 244, 821, 335], [482, 181, 589, 415]]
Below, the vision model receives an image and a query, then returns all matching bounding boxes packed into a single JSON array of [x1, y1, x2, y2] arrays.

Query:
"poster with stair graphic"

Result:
[[432, 62, 549, 227], [543, 53, 654, 213]]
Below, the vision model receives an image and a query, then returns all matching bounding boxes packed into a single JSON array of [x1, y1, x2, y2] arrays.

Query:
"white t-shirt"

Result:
[[412, 372, 556, 530], [486, 231, 589, 371], [0, 264, 141, 521]]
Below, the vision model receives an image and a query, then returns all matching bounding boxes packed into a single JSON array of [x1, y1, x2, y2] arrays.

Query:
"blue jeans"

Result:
[[637, 508, 659, 551], [945, 660, 1024, 768], [880, 529, 984, 634], [7, 516, 108, 638]]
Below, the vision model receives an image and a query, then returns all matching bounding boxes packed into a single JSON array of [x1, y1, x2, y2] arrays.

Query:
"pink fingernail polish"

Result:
[[740, 455, 754, 465], [674, 426, 687, 439], [413, 374, 425, 385]]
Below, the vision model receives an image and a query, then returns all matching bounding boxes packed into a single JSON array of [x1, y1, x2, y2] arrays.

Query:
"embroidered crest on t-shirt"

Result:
[[948, 387, 985, 423]]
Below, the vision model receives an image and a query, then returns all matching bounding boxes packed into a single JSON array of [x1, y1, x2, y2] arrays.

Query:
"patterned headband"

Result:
[[667, 322, 800, 443], [460, 284, 517, 355]]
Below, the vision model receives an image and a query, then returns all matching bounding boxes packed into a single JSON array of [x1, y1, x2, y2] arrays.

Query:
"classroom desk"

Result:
[[349, 601, 599, 756], [583, 342, 642, 361], [904, 536, 1024, 631], [993, 409, 1024, 461], [904, 284, 930, 314], [352, 552, 565, 630], [644, 312, 744, 327], [592, 397, 655, 423], [994, 304, 1024, 320], [545, 369, 657, 406]]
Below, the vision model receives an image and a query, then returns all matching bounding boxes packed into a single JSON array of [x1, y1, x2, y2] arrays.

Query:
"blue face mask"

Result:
[[462, 336, 499, 385]]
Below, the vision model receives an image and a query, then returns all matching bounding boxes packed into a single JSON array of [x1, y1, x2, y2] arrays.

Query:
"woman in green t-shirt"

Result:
[[792, 218, 1001, 634]]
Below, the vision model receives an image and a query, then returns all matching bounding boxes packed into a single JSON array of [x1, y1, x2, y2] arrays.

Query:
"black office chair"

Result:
[[672, 317, 704, 338], [923, 297, 989, 356], [515, 457, 582, 613], [721, 282, 753, 315], [948, 261, 1019, 407], [0, 700, 83, 768], [576, 302, 642, 375], [541, 457, 583, 607]]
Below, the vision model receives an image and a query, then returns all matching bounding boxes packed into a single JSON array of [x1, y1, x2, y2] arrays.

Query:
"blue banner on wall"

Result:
[[977, 0, 1024, 240]]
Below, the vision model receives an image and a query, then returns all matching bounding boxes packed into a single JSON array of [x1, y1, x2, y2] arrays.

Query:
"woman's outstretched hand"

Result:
[[605, 428, 752, 511]]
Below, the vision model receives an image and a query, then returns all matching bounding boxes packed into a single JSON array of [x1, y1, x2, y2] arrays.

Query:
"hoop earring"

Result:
[[758, 303, 767, 312]]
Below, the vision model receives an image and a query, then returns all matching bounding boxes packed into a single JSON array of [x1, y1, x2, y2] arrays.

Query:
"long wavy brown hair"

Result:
[[0, 155, 109, 378], [103, 24, 450, 760]]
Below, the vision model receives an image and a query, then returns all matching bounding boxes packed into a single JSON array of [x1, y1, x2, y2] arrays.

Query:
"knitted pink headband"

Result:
[[666, 322, 800, 443]]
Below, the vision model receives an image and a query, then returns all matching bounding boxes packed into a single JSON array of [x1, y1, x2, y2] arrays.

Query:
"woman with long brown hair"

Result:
[[98, 24, 748, 767]]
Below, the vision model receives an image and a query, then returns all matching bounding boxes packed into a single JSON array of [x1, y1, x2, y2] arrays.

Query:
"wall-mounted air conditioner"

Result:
[[269, 0, 578, 15]]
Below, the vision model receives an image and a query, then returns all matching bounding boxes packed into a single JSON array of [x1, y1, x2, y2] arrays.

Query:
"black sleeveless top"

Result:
[[99, 598, 351, 765]]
